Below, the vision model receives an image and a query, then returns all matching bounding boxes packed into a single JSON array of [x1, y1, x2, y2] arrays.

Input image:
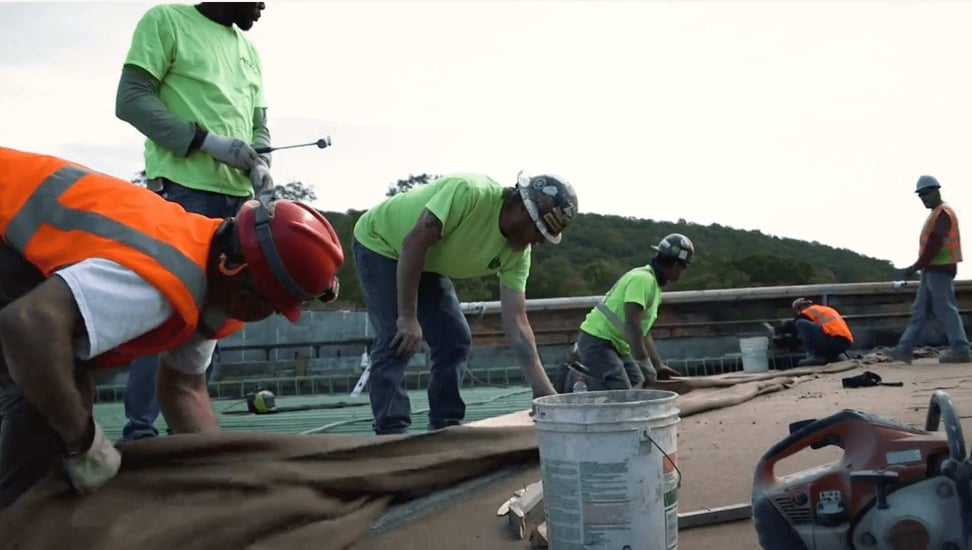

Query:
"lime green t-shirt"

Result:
[[353, 174, 532, 291], [124, 4, 266, 197], [579, 266, 662, 355]]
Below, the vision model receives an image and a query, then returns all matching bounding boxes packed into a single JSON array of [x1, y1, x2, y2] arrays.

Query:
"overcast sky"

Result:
[[3, 1, 972, 279]]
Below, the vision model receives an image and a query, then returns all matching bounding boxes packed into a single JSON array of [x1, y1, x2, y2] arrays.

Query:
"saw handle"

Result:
[[925, 390, 966, 462], [753, 411, 853, 487]]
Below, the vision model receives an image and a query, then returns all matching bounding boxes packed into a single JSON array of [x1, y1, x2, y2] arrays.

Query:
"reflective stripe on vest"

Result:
[[920, 204, 963, 265], [802, 305, 854, 342], [596, 302, 627, 334], [5, 165, 207, 310]]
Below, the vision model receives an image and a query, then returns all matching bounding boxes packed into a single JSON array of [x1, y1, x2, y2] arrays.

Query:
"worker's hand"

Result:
[[250, 162, 274, 197], [640, 362, 658, 386], [200, 133, 258, 171], [390, 315, 423, 358], [656, 364, 681, 380], [63, 420, 122, 495]]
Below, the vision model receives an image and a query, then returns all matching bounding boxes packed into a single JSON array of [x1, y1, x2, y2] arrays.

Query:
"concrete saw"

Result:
[[752, 390, 972, 549]]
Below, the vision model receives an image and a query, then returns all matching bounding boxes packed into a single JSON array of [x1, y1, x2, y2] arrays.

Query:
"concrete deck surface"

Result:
[[353, 358, 972, 549]]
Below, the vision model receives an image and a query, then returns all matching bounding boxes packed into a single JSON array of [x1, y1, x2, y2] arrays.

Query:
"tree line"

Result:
[[131, 171, 898, 309], [314, 176, 898, 309]]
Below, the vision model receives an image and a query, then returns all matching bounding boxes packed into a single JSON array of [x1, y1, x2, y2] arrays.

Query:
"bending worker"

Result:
[[0, 147, 343, 510], [573, 234, 692, 390], [772, 298, 852, 366], [352, 171, 579, 435]]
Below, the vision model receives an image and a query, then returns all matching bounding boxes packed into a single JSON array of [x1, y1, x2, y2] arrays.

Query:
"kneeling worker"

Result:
[[573, 234, 693, 390], [772, 298, 853, 366]]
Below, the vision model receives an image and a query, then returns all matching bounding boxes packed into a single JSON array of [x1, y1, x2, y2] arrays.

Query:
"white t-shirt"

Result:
[[54, 258, 217, 375]]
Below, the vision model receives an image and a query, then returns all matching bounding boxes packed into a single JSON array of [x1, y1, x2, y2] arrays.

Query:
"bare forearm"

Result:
[[156, 367, 218, 434], [396, 243, 427, 318], [626, 323, 649, 362], [644, 334, 664, 368], [0, 282, 90, 452], [1, 325, 89, 450], [505, 318, 555, 394]]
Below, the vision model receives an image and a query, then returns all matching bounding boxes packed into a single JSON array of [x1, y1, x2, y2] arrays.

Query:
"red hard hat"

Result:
[[236, 199, 344, 323]]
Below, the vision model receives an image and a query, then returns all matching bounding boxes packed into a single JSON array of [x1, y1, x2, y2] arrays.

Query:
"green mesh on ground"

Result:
[[95, 386, 534, 441]]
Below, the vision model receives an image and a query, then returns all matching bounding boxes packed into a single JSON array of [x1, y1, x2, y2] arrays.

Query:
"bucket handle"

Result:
[[641, 427, 683, 489]]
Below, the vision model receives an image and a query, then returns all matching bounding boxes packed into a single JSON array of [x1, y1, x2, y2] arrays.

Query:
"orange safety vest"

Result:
[[0, 147, 244, 369], [800, 304, 853, 343], [920, 203, 962, 265]]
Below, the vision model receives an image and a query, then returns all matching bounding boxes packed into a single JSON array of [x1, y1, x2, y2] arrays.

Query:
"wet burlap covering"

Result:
[[0, 360, 862, 549]]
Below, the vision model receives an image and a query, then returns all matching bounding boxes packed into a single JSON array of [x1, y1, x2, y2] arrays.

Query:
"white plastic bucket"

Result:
[[739, 336, 769, 373], [532, 389, 681, 550]]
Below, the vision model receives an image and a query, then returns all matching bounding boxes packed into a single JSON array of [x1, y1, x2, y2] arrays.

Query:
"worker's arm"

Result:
[[391, 209, 442, 358], [0, 276, 91, 452], [0, 276, 121, 493], [644, 333, 679, 380], [156, 334, 219, 433], [913, 210, 952, 269], [115, 64, 258, 170], [500, 285, 557, 397], [115, 64, 201, 157], [623, 302, 650, 362]]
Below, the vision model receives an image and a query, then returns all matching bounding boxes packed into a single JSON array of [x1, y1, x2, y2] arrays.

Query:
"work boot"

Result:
[[797, 355, 827, 367], [888, 346, 913, 365], [939, 348, 972, 364]]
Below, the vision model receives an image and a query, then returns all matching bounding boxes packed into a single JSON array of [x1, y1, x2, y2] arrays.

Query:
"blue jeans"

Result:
[[121, 180, 249, 441], [896, 269, 971, 354], [352, 238, 471, 435], [794, 319, 851, 360]]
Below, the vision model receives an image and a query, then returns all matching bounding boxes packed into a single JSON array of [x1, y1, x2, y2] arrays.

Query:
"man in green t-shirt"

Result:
[[574, 233, 694, 391], [114, 2, 273, 442], [353, 171, 579, 434]]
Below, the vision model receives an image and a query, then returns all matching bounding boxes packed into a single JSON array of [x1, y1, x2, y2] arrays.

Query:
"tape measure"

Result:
[[246, 389, 277, 414]]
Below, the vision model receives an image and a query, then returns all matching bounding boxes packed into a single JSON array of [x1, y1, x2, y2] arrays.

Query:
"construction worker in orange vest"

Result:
[[771, 298, 853, 367], [890, 175, 972, 364], [0, 147, 344, 510]]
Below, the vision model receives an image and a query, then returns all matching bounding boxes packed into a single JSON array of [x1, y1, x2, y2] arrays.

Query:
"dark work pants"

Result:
[[0, 245, 94, 511], [575, 330, 645, 390], [352, 238, 471, 435], [794, 319, 851, 361]]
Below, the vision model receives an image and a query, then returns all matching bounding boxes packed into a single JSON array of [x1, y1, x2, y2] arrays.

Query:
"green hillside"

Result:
[[317, 209, 897, 309]]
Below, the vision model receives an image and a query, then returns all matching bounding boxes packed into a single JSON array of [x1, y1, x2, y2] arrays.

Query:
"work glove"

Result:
[[200, 133, 258, 171], [250, 161, 274, 199], [63, 419, 122, 495]]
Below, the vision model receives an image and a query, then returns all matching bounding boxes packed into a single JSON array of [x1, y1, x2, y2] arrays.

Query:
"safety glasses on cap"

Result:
[[516, 170, 562, 244]]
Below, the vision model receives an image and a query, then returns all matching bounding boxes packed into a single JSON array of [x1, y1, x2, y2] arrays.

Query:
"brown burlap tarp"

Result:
[[0, 360, 864, 550]]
